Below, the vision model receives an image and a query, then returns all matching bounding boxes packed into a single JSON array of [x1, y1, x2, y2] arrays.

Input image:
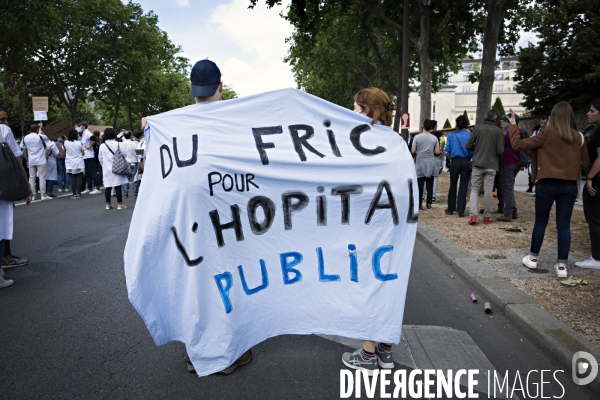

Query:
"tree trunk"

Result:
[[128, 95, 133, 131], [418, 3, 432, 130], [475, 0, 506, 125], [393, 34, 402, 133], [399, 0, 410, 142], [113, 92, 122, 129]]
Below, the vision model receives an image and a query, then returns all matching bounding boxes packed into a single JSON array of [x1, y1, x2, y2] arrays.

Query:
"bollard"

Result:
[[470, 293, 478, 303], [484, 302, 492, 314]]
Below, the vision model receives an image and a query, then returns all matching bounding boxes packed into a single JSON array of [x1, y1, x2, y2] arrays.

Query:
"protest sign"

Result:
[[43, 117, 73, 141], [124, 88, 419, 376], [33, 111, 48, 121], [32, 97, 49, 112]]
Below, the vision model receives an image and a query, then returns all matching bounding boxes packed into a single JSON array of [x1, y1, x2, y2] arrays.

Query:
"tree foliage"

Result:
[[492, 97, 505, 116], [252, 0, 480, 130], [0, 0, 192, 131], [222, 84, 239, 100], [515, 0, 600, 114]]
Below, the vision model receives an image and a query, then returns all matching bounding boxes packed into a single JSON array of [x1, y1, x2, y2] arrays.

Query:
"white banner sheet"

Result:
[[124, 88, 419, 376]]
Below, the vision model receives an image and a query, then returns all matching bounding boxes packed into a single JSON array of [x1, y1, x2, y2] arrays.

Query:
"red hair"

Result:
[[354, 88, 393, 126]]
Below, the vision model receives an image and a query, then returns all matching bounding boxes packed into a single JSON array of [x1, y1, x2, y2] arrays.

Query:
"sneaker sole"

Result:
[[342, 359, 377, 375], [0, 280, 14, 289], [377, 358, 395, 369], [2, 263, 27, 269]]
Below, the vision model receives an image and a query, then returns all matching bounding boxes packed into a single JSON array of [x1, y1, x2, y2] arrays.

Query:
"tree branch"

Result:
[[359, 0, 418, 46], [335, 43, 373, 86]]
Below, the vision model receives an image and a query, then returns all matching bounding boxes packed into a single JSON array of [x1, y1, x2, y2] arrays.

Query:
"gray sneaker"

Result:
[[374, 345, 394, 369], [342, 349, 379, 375]]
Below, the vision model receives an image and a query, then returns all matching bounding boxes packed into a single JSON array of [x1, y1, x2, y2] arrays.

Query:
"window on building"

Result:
[[463, 75, 469, 82], [495, 74, 504, 80], [432, 101, 436, 120], [462, 86, 471, 93], [448, 76, 454, 83], [495, 85, 504, 92]]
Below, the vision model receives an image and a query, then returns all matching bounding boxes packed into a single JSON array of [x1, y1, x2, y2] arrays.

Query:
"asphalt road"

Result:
[[0, 194, 595, 399]]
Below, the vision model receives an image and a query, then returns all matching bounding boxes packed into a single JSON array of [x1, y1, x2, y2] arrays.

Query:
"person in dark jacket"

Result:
[[576, 100, 600, 270], [497, 113, 523, 222], [465, 110, 504, 225]]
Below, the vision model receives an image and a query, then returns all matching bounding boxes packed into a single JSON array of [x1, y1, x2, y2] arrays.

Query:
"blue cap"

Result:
[[190, 59, 221, 97]]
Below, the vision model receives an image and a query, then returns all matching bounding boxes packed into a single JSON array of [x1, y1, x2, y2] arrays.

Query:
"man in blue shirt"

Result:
[[444, 115, 474, 217]]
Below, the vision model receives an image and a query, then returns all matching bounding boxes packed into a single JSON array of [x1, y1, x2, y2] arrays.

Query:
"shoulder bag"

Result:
[[0, 132, 30, 201]]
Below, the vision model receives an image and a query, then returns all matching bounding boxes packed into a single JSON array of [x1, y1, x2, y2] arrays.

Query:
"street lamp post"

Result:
[[400, 0, 410, 143]]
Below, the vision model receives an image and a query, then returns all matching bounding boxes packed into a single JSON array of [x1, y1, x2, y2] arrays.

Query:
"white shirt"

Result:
[[122, 139, 139, 163], [81, 129, 95, 159], [0, 124, 22, 241], [64, 140, 85, 171], [45, 142, 59, 181], [21, 132, 49, 166], [99, 140, 129, 188]]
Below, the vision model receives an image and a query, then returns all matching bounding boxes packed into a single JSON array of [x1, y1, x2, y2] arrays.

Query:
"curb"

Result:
[[416, 224, 600, 394]]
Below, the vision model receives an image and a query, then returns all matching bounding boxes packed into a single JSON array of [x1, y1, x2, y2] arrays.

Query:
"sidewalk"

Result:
[[418, 172, 600, 393]]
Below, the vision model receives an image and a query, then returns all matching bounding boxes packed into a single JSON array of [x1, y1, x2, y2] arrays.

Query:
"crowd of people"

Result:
[[410, 103, 600, 279], [0, 110, 145, 289], [1, 57, 599, 379]]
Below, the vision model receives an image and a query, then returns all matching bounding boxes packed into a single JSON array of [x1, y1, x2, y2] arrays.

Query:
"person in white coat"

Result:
[[0, 123, 32, 288], [44, 141, 59, 197], [99, 128, 128, 210], [64, 129, 85, 198]]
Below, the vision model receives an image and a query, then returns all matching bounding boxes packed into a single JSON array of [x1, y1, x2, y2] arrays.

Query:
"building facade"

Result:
[[408, 57, 526, 131]]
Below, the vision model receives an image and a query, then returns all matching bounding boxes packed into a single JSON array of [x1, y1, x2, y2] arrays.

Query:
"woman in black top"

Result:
[[576, 100, 600, 269]]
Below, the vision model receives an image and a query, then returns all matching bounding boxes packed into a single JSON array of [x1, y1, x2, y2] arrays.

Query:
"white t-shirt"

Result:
[[64, 140, 85, 171], [122, 139, 138, 163], [81, 129, 95, 159], [21, 132, 49, 166]]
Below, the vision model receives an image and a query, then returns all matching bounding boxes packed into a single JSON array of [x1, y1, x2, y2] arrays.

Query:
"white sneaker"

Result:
[[522, 255, 538, 269], [554, 264, 567, 278], [89, 189, 101, 194], [0, 277, 14, 289], [41, 194, 53, 200], [81, 189, 91, 194], [57, 188, 63, 192], [575, 256, 600, 270]]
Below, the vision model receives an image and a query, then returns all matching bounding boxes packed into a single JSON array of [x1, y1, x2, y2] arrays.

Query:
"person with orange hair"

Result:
[[342, 87, 398, 376]]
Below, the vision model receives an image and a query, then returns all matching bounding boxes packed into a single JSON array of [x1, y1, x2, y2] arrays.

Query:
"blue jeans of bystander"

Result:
[[530, 181, 578, 263], [123, 163, 138, 196]]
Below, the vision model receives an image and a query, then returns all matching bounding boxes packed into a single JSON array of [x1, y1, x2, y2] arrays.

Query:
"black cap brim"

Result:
[[191, 82, 220, 97]]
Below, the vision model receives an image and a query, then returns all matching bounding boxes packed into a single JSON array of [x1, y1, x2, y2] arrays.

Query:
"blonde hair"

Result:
[[354, 88, 393, 126], [548, 102, 578, 144]]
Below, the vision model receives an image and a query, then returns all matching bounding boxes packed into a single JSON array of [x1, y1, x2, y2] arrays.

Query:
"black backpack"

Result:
[[0, 131, 29, 201]]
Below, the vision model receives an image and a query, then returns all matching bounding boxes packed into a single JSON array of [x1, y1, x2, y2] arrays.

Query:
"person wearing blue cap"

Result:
[[189, 59, 224, 101], [182, 59, 253, 375]]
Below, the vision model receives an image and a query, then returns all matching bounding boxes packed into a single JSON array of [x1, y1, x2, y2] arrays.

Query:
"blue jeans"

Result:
[[123, 163, 138, 196], [46, 180, 57, 194], [530, 182, 578, 263], [57, 159, 69, 189]]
